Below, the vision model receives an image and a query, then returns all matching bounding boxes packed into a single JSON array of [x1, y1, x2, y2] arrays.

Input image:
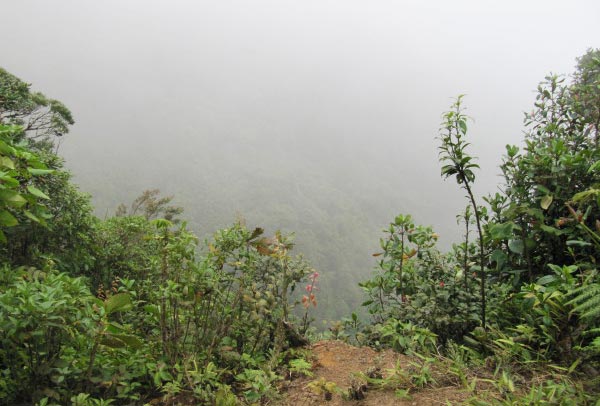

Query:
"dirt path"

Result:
[[281, 341, 468, 405]]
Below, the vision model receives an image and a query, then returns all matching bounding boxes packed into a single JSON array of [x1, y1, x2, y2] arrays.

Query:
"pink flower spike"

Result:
[[305, 285, 312, 292]]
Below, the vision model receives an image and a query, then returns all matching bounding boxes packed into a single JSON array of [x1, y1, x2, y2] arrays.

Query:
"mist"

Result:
[[1, 0, 599, 319]]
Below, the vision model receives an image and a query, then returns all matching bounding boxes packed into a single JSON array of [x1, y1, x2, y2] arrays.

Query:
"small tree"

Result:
[[571, 48, 600, 144], [116, 189, 183, 222], [0, 67, 74, 145], [499, 72, 600, 282], [438, 96, 487, 329]]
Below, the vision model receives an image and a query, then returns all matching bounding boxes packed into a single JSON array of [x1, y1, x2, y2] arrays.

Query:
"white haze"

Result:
[[1, 0, 599, 318]]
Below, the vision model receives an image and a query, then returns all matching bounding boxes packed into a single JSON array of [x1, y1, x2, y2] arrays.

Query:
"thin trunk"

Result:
[[463, 209, 470, 292], [464, 181, 486, 329], [398, 230, 405, 297], [521, 225, 533, 282], [160, 235, 169, 361], [86, 339, 100, 391], [270, 257, 289, 369]]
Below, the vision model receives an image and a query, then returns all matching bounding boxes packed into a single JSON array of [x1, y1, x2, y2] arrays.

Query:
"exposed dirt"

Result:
[[280, 340, 469, 406]]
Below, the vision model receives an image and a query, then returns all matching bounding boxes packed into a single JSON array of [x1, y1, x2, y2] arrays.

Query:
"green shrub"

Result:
[[0, 270, 94, 404]]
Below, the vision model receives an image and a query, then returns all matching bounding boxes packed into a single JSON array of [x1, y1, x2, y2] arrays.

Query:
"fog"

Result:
[[1, 0, 599, 319]]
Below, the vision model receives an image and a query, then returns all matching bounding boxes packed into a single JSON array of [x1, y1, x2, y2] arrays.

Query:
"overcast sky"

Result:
[[1, 0, 599, 247]]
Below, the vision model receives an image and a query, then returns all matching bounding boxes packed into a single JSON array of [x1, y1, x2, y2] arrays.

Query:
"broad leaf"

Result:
[[104, 293, 133, 314], [540, 195, 553, 210], [536, 275, 556, 286], [99, 336, 127, 349], [108, 333, 142, 348], [27, 186, 50, 200], [0, 190, 27, 208], [0, 156, 15, 169], [23, 210, 41, 223], [490, 249, 508, 269], [27, 168, 54, 176], [0, 210, 18, 227], [539, 224, 564, 236], [508, 239, 524, 255], [489, 222, 514, 240]]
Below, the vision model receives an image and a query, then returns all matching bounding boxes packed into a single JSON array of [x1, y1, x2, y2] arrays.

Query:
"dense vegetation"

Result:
[[1, 49, 600, 405], [352, 49, 600, 403], [0, 68, 321, 405]]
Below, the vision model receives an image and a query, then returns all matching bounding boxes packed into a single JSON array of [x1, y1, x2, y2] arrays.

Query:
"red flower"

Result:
[[439, 281, 445, 288]]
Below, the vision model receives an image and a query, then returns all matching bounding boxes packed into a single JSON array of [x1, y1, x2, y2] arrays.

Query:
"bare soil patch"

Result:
[[281, 340, 469, 406]]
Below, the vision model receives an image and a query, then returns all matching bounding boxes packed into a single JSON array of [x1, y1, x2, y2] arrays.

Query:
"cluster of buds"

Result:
[[302, 271, 319, 309], [111, 277, 120, 294], [96, 277, 121, 300], [556, 217, 575, 228], [302, 293, 317, 308], [96, 283, 106, 300]]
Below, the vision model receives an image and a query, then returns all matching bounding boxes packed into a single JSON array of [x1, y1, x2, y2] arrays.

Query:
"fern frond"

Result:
[[583, 327, 600, 337], [566, 283, 600, 322]]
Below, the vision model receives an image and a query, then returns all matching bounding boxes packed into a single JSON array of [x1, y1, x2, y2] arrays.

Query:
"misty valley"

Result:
[[1, 8, 600, 404]]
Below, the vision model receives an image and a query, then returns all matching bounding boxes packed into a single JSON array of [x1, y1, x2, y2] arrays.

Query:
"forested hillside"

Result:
[[63, 115, 442, 322], [1, 49, 600, 405]]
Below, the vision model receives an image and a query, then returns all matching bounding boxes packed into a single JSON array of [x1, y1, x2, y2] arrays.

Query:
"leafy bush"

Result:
[[0, 270, 94, 404], [0, 123, 54, 244], [360, 214, 480, 346]]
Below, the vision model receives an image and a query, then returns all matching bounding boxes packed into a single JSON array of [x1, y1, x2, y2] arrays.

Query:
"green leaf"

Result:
[[27, 168, 54, 176], [106, 321, 127, 334], [104, 293, 132, 314], [0, 156, 15, 169], [458, 119, 467, 134], [108, 333, 142, 348], [23, 210, 41, 223], [566, 240, 592, 247], [540, 195, 553, 210], [490, 249, 507, 269], [144, 304, 159, 316], [489, 222, 514, 240], [537, 275, 556, 285], [588, 161, 600, 173], [508, 239, 524, 255], [0, 210, 18, 227], [572, 189, 600, 203], [27, 186, 50, 200], [0, 140, 16, 154], [152, 218, 172, 229], [536, 184, 550, 195], [0, 190, 27, 208], [542, 315, 552, 326], [539, 224, 563, 236], [0, 173, 18, 186], [99, 336, 127, 349]]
